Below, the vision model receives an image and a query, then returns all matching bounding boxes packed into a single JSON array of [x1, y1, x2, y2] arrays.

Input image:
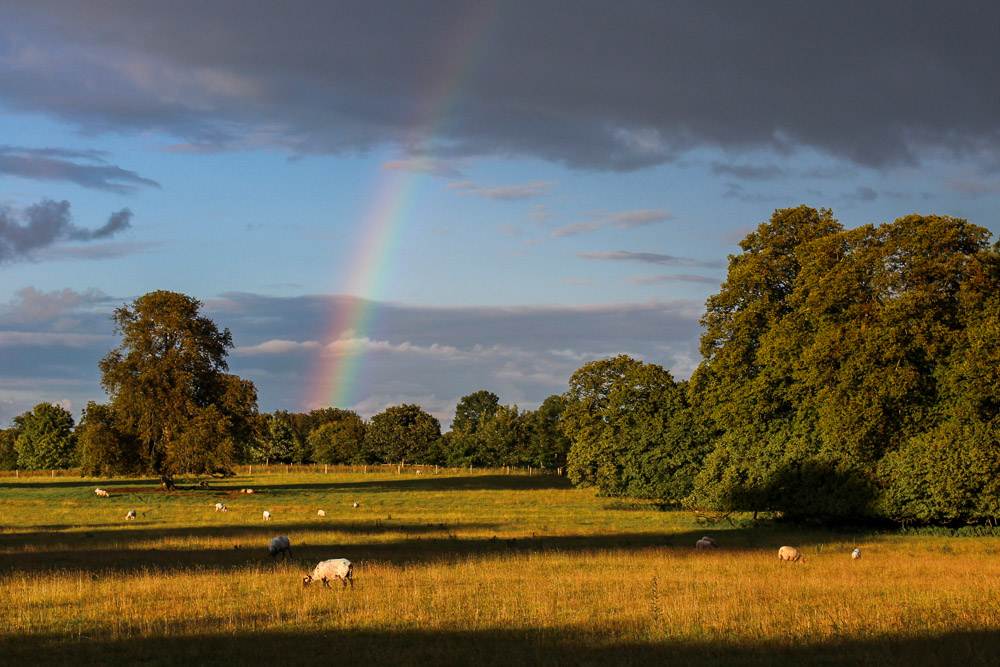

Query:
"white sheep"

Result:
[[695, 537, 718, 550], [263, 510, 271, 521], [125, 509, 137, 521], [778, 545, 805, 563], [245, 488, 255, 495], [851, 548, 862, 560], [94, 488, 109, 498], [303, 558, 353, 588], [317, 509, 326, 517], [269, 536, 292, 559], [215, 502, 227, 512], [352, 502, 359, 508]]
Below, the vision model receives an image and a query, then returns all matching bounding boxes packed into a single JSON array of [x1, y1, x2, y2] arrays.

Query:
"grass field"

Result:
[[2, 468, 1000, 665]]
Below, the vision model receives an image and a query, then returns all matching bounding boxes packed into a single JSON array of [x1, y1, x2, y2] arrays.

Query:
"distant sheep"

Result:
[[778, 546, 805, 563], [94, 488, 109, 498], [352, 502, 359, 508], [263, 510, 271, 521], [269, 536, 292, 559], [303, 558, 353, 588], [317, 509, 326, 517], [852, 548, 862, 560], [695, 537, 718, 550], [415, 470, 422, 475], [245, 488, 255, 495], [125, 509, 137, 521], [215, 502, 227, 512]]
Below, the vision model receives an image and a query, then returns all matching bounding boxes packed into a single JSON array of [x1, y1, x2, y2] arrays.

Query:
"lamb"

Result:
[[695, 537, 718, 550], [215, 502, 228, 512], [851, 548, 862, 560], [778, 546, 805, 563], [94, 488, 109, 498], [125, 509, 137, 521], [269, 536, 292, 559], [317, 510, 326, 517], [263, 510, 271, 521], [303, 558, 353, 588]]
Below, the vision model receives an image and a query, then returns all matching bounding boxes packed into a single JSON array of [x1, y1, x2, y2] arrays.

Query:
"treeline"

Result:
[[4, 206, 998, 523], [564, 207, 1000, 525], [244, 393, 569, 470], [0, 395, 568, 473]]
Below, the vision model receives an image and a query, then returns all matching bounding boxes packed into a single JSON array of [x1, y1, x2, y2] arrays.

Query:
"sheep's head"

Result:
[[302, 575, 313, 588]]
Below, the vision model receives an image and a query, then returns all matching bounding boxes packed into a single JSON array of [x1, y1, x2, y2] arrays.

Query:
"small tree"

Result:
[[14, 403, 76, 470], [366, 404, 441, 464]]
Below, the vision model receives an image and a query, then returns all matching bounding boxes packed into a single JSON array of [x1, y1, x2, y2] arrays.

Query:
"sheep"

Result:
[[215, 502, 227, 512], [303, 558, 353, 589], [778, 546, 805, 563], [94, 488, 109, 498], [695, 537, 718, 550], [415, 470, 422, 475], [263, 510, 271, 521], [317, 509, 326, 517], [352, 502, 359, 508], [851, 548, 862, 560], [268, 536, 292, 559], [125, 509, 137, 521], [245, 488, 255, 495]]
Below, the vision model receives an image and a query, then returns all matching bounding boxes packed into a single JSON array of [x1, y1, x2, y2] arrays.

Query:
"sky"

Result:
[[1, 1, 998, 429]]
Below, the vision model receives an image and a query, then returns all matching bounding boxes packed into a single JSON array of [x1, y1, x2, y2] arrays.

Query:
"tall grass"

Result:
[[2, 471, 999, 665]]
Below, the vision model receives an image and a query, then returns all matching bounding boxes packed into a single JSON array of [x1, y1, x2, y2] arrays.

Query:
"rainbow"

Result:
[[308, 4, 498, 412]]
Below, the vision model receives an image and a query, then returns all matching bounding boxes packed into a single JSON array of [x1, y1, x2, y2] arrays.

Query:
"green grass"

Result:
[[2, 469, 1000, 665]]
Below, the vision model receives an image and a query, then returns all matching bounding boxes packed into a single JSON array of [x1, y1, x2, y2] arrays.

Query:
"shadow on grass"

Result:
[[0, 473, 572, 494], [5, 626, 999, 666], [0, 519, 872, 577]]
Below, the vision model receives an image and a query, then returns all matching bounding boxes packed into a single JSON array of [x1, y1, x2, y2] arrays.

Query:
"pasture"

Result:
[[2, 468, 1000, 665]]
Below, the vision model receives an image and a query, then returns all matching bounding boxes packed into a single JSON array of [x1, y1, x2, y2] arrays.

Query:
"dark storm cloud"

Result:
[[1, 1, 996, 171], [0, 199, 132, 263], [0, 146, 160, 192]]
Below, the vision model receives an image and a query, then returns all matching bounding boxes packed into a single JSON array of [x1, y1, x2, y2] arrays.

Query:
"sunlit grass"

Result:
[[2, 470, 1000, 665]]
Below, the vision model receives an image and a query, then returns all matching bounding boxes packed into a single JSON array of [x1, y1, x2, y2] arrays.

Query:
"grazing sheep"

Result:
[[125, 509, 137, 521], [352, 502, 359, 508], [317, 509, 326, 517], [415, 470, 422, 475], [245, 488, 255, 495], [268, 536, 292, 559], [263, 510, 271, 521], [215, 502, 227, 512], [695, 538, 718, 550], [94, 488, 109, 498], [852, 548, 862, 560], [303, 558, 353, 588], [778, 546, 805, 563]]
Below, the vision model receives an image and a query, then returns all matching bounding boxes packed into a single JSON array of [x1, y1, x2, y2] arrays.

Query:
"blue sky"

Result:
[[1, 1, 998, 427]]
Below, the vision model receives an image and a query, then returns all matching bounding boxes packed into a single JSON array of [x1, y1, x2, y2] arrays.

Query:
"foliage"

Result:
[[307, 409, 366, 464], [76, 402, 141, 476], [522, 394, 571, 470], [0, 427, 18, 470], [365, 404, 441, 464], [563, 355, 706, 501], [92, 291, 262, 485], [13, 403, 76, 470], [687, 207, 999, 523]]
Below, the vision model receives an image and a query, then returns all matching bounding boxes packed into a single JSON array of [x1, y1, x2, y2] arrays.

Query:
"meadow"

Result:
[[2, 467, 1000, 666]]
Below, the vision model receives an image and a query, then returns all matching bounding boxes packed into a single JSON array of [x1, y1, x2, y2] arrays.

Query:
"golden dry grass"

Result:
[[2, 470, 999, 665]]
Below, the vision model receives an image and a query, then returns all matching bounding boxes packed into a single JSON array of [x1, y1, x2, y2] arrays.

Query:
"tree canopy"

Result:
[[14, 403, 76, 470], [81, 291, 262, 486]]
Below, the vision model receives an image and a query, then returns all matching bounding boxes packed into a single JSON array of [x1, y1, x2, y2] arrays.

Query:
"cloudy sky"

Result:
[[1, 1, 998, 428]]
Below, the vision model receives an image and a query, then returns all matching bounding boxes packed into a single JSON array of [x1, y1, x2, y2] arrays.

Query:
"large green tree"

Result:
[[307, 409, 366, 464], [365, 404, 441, 464], [14, 403, 76, 470], [688, 209, 997, 522], [92, 291, 262, 487]]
